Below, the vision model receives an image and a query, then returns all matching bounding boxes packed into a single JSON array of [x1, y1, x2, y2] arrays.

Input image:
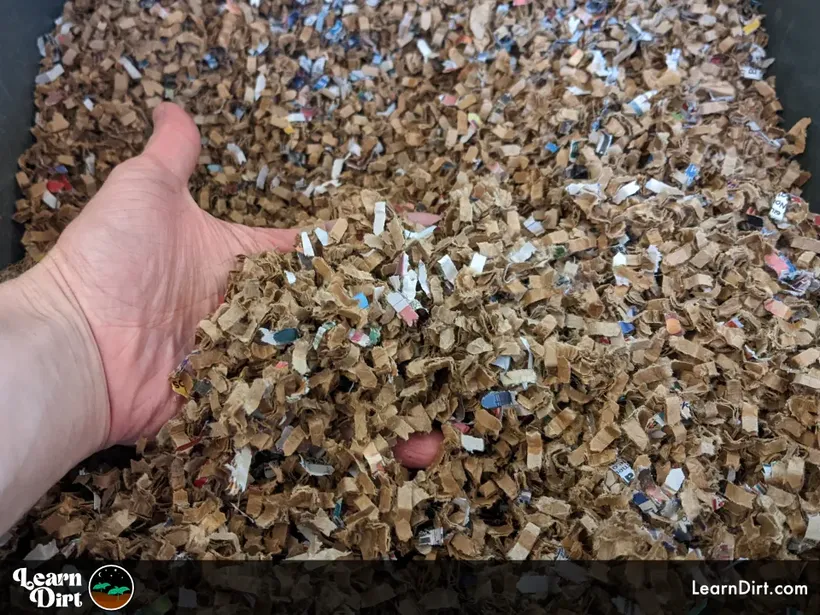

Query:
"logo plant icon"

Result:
[[87, 565, 134, 611]]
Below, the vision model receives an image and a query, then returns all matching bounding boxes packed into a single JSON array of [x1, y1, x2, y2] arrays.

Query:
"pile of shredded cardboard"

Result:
[[6, 0, 820, 561]]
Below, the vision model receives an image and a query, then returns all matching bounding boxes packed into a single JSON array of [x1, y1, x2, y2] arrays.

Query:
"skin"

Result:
[[0, 103, 441, 536]]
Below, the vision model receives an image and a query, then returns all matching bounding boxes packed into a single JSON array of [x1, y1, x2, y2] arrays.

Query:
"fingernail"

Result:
[[152, 104, 168, 126]]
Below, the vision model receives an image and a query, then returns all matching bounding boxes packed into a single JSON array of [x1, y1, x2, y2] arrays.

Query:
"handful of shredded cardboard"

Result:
[[8, 0, 820, 561]]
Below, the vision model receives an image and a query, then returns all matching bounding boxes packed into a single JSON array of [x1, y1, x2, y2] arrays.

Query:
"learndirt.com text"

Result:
[[692, 580, 808, 597]]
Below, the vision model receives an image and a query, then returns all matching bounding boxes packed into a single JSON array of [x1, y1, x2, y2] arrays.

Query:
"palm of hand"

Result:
[[48, 104, 300, 445]]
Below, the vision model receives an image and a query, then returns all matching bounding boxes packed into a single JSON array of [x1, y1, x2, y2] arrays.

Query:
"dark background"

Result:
[[0, 0, 66, 268], [0, 0, 817, 268], [0, 559, 816, 614]]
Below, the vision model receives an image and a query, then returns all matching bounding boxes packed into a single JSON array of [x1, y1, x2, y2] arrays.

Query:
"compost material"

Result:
[[6, 0, 820, 563]]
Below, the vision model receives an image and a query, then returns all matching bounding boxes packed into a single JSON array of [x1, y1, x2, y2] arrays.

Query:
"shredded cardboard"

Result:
[[4, 0, 820, 564]]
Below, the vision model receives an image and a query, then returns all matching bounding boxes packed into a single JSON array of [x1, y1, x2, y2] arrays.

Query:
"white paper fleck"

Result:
[[629, 90, 657, 116], [416, 39, 436, 60], [452, 497, 471, 527], [300, 232, 315, 257], [285, 270, 297, 285], [275, 425, 294, 452], [404, 225, 437, 241], [647, 245, 662, 273], [256, 164, 269, 190], [523, 216, 545, 236], [25, 540, 59, 561], [500, 369, 537, 387], [468, 253, 487, 275], [461, 434, 485, 453], [314, 227, 330, 246], [118, 56, 142, 80], [805, 515, 820, 542], [588, 50, 612, 78], [300, 458, 335, 476], [226, 447, 253, 495], [254, 72, 267, 100], [42, 190, 59, 210], [387, 292, 418, 325], [626, 19, 653, 42], [226, 143, 246, 165], [566, 183, 602, 197], [84, 153, 96, 176], [613, 252, 630, 286], [374, 201, 387, 235], [401, 269, 419, 300], [610, 459, 635, 484], [663, 468, 686, 494], [331, 157, 345, 180], [418, 262, 431, 296], [438, 255, 458, 283], [741, 65, 764, 80], [35, 64, 65, 85], [311, 179, 340, 195], [418, 527, 444, 546], [613, 181, 641, 204], [666, 48, 681, 71], [520, 336, 534, 371], [769, 193, 789, 222], [645, 178, 683, 196], [508, 241, 536, 263]]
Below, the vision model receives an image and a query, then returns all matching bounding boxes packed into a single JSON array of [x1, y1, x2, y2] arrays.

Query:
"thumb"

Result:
[[142, 103, 201, 187]]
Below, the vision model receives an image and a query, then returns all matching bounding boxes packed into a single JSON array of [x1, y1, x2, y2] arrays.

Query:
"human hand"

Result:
[[41, 102, 308, 446], [0, 102, 445, 534]]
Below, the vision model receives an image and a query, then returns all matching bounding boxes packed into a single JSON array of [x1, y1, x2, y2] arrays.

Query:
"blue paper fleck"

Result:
[[325, 21, 345, 43], [481, 391, 514, 409], [286, 10, 300, 30], [353, 293, 369, 309], [203, 53, 219, 70], [683, 163, 699, 187]]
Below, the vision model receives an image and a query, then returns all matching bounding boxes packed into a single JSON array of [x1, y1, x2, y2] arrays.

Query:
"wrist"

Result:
[[0, 258, 110, 533], [1, 258, 110, 459]]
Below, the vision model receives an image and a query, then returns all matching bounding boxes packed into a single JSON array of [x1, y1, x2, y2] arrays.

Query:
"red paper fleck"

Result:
[[176, 436, 202, 453], [47, 177, 73, 193]]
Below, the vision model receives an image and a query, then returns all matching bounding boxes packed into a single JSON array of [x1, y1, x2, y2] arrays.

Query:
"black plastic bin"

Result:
[[0, 0, 817, 270]]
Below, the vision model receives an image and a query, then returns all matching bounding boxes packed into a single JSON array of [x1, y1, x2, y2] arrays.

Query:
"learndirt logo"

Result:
[[12, 568, 84, 608], [11, 564, 134, 609], [88, 565, 134, 611]]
